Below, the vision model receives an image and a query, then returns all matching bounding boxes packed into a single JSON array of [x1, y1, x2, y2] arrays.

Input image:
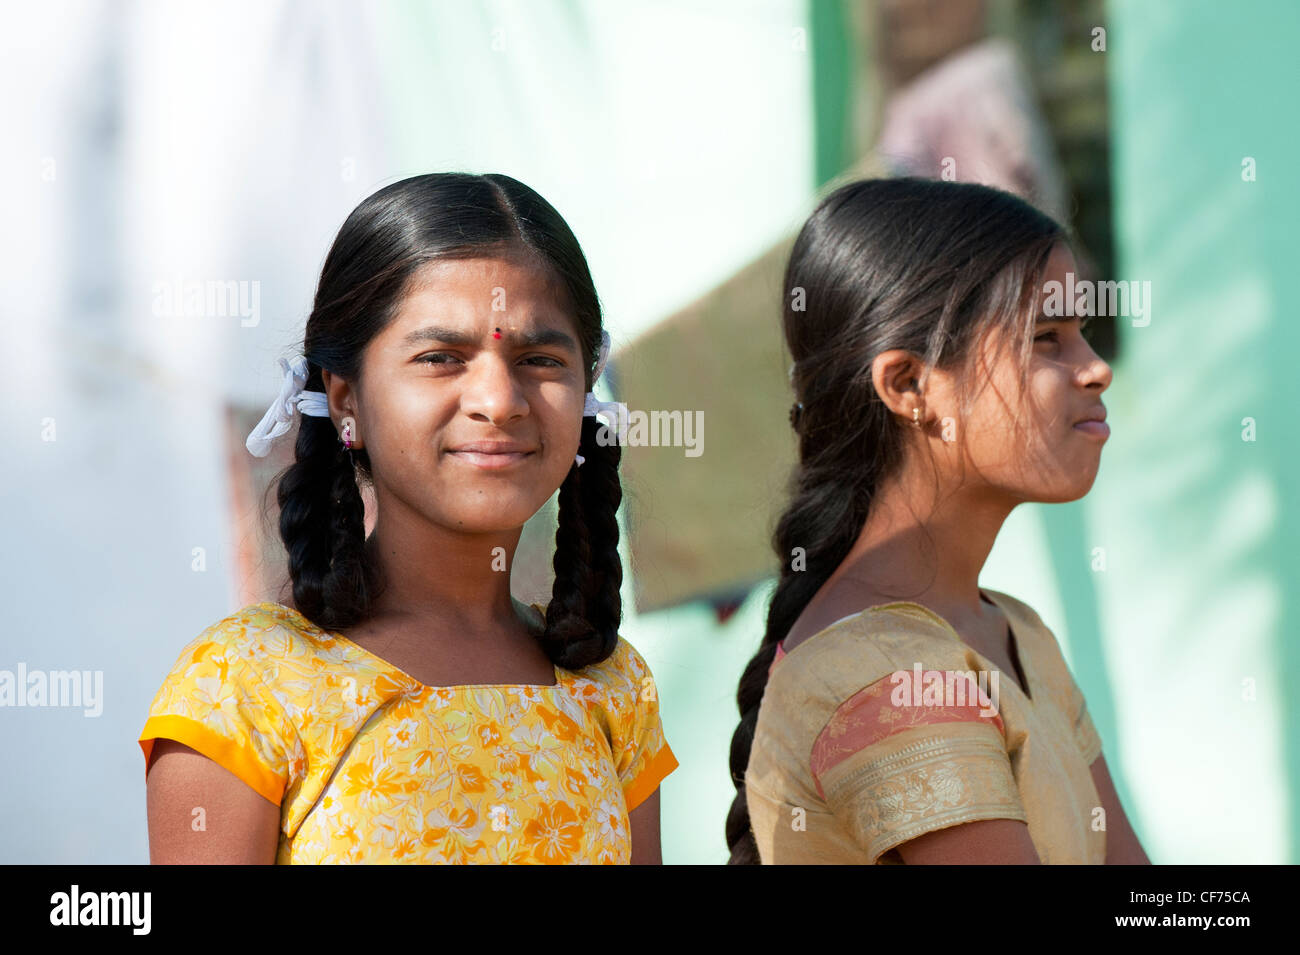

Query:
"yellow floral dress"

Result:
[[746, 588, 1105, 864], [138, 602, 677, 864]]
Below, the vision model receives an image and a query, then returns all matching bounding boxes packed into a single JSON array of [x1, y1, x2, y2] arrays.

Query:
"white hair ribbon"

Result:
[[576, 329, 626, 466], [245, 356, 331, 458]]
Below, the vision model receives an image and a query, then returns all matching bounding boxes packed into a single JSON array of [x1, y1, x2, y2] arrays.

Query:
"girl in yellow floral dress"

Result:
[[139, 173, 677, 864]]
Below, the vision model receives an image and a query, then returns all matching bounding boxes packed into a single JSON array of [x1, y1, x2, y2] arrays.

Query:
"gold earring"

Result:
[[912, 406, 921, 426]]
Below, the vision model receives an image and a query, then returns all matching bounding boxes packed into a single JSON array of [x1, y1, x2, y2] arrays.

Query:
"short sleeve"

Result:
[[810, 673, 1027, 863], [1064, 667, 1104, 765], [606, 640, 678, 812], [138, 624, 301, 806]]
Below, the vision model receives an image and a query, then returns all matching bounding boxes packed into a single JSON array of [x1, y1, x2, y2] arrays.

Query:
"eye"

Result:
[[416, 353, 564, 367], [1034, 331, 1059, 343]]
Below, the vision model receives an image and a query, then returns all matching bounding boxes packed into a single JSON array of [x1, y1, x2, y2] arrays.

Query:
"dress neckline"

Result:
[[257, 601, 564, 693], [774, 589, 1034, 701]]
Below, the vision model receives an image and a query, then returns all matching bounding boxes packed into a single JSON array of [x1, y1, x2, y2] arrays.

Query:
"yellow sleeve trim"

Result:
[[623, 743, 679, 813], [139, 714, 286, 806]]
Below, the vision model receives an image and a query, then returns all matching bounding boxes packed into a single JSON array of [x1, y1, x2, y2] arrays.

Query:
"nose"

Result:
[[1079, 344, 1113, 392], [460, 354, 529, 425]]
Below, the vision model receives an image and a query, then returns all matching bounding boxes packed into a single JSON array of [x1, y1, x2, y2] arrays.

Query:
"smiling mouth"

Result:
[[447, 450, 535, 470]]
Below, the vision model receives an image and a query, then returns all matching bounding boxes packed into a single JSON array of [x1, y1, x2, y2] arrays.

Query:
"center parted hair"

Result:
[[726, 177, 1067, 864], [272, 172, 622, 671]]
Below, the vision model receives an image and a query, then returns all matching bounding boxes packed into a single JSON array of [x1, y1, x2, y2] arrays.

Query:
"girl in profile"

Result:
[[139, 173, 677, 864], [728, 177, 1149, 865]]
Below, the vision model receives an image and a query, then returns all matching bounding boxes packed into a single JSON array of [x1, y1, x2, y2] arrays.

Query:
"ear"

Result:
[[870, 349, 928, 422], [320, 369, 361, 446]]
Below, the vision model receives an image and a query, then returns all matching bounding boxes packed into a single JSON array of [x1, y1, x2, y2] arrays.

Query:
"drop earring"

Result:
[[341, 416, 356, 449]]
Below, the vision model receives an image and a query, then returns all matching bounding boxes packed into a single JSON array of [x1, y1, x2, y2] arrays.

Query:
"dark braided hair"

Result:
[[271, 172, 622, 670], [726, 177, 1067, 863]]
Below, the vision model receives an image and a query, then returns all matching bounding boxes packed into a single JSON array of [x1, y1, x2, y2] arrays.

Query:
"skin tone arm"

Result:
[[1091, 754, 1151, 864], [145, 740, 280, 864], [627, 789, 663, 864], [896, 819, 1042, 864]]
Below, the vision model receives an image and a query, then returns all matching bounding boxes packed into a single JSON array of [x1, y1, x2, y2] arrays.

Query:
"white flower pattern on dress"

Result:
[[138, 602, 677, 864]]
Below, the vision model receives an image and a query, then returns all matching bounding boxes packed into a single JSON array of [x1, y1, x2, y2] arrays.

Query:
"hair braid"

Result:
[[726, 467, 869, 863], [276, 394, 376, 630], [541, 415, 623, 669]]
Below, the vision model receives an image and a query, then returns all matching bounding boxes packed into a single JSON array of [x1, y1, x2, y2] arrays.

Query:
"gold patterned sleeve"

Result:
[[1064, 667, 1104, 765], [810, 674, 1027, 864]]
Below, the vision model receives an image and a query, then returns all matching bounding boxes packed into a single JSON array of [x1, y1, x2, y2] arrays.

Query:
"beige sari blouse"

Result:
[[745, 588, 1106, 864]]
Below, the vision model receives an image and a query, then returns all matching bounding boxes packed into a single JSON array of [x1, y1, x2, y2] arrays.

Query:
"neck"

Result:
[[362, 506, 525, 634], [826, 463, 1016, 631]]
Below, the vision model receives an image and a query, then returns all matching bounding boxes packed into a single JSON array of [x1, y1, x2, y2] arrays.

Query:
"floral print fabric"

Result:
[[139, 602, 677, 864]]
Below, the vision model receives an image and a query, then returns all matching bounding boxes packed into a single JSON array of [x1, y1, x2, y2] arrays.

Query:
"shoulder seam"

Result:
[[211, 606, 306, 761]]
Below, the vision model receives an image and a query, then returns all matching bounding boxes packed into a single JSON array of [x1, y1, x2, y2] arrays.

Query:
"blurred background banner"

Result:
[[3, 0, 1297, 865]]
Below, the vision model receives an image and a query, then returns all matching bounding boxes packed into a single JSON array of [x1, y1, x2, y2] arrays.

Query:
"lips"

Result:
[[449, 441, 535, 454], [1072, 408, 1109, 439], [447, 441, 537, 470]]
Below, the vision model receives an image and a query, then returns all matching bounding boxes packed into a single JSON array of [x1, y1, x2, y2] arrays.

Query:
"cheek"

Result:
[[362, 391, 457, 484], [553, 416, 585, 471], [963, 414, 1023, 473], [539, 386, 586, 452], [959, 387, 1050, 478], [371, 408, 442, 470], [1027, 366, 1077, 432]]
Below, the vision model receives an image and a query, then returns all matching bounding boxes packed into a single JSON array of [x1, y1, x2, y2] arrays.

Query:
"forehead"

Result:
[[385, 254, 575, 335], [1040, 243, 1077, 285]]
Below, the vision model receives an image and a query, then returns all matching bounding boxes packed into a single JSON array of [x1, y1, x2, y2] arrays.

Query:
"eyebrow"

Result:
[[401, 324, 579, 351]]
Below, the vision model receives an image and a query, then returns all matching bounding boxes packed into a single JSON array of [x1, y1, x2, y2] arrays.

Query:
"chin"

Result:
[[1058, 474, 1100, 501], [1024, 473, 1098, 503], [444, 514, 533, 535], [438, 495, 542, 532]]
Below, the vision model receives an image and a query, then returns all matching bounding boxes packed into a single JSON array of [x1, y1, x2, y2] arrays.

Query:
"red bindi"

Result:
[[493, 327, 502, 339]]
